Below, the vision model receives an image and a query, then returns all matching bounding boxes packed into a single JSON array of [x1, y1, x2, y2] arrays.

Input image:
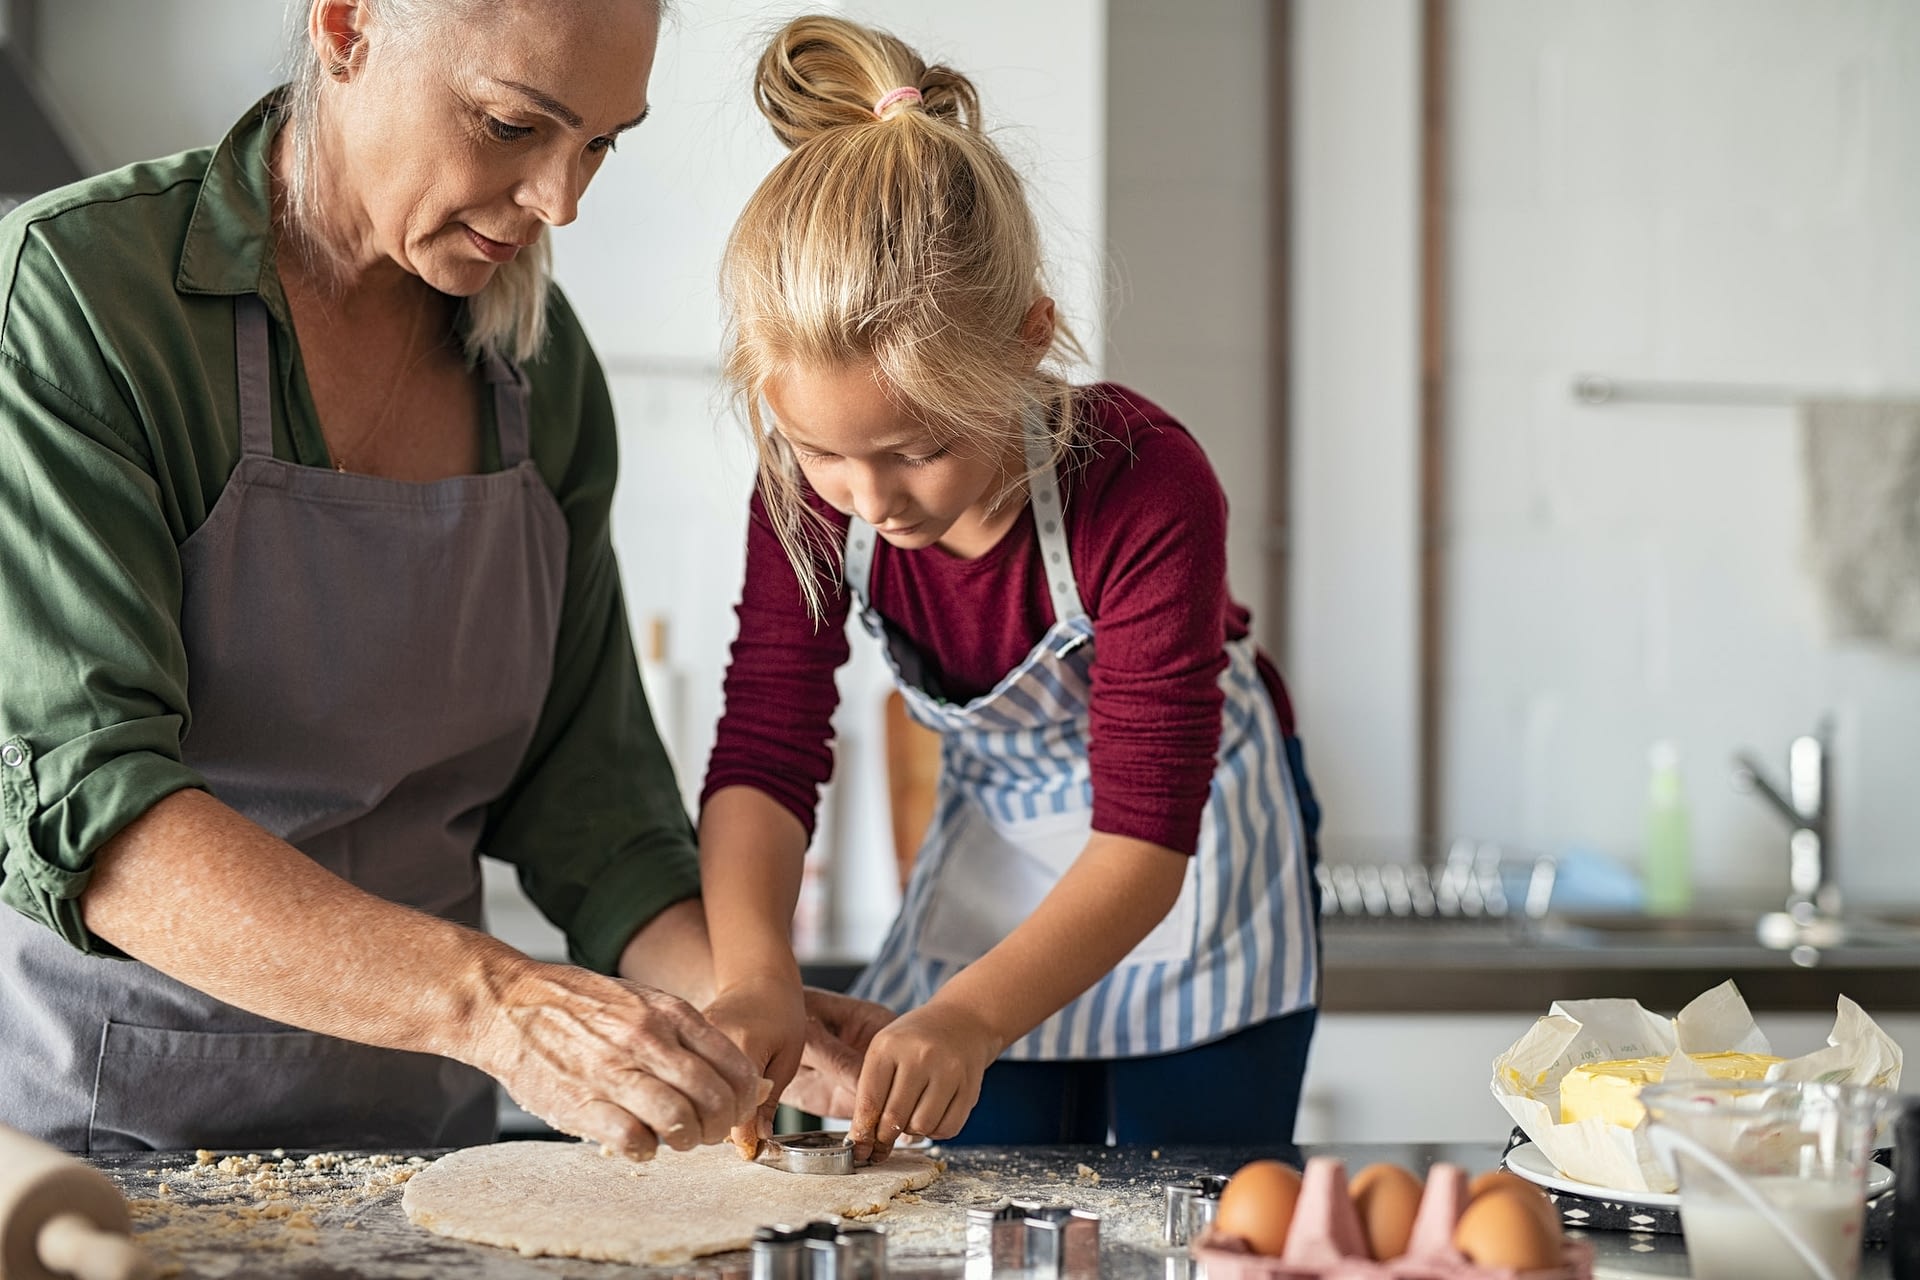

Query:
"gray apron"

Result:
[[0, 295, 569, 1152]]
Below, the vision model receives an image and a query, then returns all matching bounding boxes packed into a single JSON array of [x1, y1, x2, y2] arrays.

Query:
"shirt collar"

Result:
[[175, 91, 287, 301]]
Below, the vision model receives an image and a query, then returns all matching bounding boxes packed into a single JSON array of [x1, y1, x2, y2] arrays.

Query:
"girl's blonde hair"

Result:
[[722, 14, 1085, 618], [280, 0, 663, 364]]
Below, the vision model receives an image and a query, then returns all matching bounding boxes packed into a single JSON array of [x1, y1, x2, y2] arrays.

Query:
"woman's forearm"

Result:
[[82, 787, 521, 1065], [931, 832, 1190, 1051], [697, 784, 811, 987], [82, 786, 763, 1158]]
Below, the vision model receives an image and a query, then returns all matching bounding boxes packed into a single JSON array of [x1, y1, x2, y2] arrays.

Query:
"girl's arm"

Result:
[[698, 488, 857, 1152], [702, 786, 905, 1154], [847, 830, 1188, 1159], [615, 898, 721, 1004], [697, 786, 811, 1154], [699, 785, 811, 987]]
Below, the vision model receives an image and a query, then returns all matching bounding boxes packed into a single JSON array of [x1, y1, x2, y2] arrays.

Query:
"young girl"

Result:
[[700, 14, 1320, 1160]]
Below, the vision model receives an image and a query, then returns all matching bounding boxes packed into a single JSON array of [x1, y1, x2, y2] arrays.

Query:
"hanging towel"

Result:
[[1802, 399, 1920, 651]]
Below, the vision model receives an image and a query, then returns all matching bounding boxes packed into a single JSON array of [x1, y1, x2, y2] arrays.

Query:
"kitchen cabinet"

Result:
[[1297, 1014, 1528, 1144]]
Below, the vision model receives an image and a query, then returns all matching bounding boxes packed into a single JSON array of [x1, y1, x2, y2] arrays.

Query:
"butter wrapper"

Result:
[[1489, 979, 1902, 1193]]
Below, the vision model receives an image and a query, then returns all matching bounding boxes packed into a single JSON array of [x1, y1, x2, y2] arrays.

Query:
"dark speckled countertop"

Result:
[[93, 1142, 1903, 1279]]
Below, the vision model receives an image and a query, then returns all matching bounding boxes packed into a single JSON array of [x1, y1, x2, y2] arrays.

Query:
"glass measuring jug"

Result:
[[1640, 1078, 1893, 1280]]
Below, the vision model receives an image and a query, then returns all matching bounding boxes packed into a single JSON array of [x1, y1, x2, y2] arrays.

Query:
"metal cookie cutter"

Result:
[[965, 1198, 1100, 1279], [751, 1221, 887, 1280], [758, 1130, 856, 1176], [1162, 1174, 1229, 1245]]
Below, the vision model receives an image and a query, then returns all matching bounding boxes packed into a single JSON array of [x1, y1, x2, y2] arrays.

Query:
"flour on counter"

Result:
[[114, 1148, 434, 1278]]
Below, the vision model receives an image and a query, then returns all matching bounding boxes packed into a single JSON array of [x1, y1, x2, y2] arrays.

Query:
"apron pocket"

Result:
[[89, 1020, 496, 1153], [918, 802, 1199, 969]]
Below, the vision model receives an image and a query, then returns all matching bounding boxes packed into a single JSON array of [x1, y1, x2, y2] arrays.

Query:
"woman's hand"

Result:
[[468, 959, 766, 1160], [781, 988, 898, 1119], [702, 974, 809, 1157], [847, 998, 1002, 1163]]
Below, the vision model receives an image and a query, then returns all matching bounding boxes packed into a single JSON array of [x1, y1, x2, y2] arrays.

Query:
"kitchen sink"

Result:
[[1532, 912, 1761, 947]]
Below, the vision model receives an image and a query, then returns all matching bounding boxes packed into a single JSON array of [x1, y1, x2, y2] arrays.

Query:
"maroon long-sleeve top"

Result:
[[700, 384, 1296, 856]]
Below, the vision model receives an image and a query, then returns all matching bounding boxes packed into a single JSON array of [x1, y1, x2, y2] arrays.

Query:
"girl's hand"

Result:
[[848, 999, 1002, 1162], [468, 960, 765, 1161], [782, 989, 898, 1119], [702, 974, 810, 1157]]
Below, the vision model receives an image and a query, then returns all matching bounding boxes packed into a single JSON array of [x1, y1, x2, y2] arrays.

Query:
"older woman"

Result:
[[0, 0, 863, 1156]]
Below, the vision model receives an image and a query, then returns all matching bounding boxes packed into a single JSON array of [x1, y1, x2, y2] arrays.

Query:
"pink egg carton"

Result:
[[1191, 1157, 1593, 1280]]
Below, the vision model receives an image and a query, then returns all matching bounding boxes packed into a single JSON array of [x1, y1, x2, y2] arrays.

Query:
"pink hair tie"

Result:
[[872, 86, 923, 118]]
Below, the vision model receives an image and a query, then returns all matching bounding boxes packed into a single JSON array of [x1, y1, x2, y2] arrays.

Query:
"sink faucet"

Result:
[[1732, 718, 1839, 924]]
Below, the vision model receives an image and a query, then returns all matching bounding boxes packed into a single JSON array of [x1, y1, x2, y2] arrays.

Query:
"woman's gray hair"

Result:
[[279, 0, 665, 365]]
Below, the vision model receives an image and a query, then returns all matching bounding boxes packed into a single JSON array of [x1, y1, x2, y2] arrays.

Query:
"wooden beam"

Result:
[[1264, 0, 1295, 666], [6, 0, 39, 55]]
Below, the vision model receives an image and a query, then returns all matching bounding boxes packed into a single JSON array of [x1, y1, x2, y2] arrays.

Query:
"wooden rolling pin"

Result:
[[0, 1126, 154, 1280]]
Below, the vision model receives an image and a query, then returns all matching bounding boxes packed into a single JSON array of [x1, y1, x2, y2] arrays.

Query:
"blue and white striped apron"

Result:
[[846, 416, 1319, 1061]]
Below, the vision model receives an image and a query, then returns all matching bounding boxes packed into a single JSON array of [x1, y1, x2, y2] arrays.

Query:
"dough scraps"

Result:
[[402, 1140, 941, 1265]]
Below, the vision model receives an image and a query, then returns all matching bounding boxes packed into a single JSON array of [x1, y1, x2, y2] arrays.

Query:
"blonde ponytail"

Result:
[[722, 14, 1085, 620]]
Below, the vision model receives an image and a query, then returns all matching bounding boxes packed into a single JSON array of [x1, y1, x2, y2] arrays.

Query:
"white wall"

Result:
[[1105, 0, 1272, 631], [1280, 0, 1920, 913], [1289, 0, 1424, 856], [1441, 0, 1920, 909], [29, 0, 1106, 961], [34, 1, 287, 170]]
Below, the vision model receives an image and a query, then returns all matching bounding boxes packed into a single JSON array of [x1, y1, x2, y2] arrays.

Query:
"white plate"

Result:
[[1502, 1141, 1894, 1210]]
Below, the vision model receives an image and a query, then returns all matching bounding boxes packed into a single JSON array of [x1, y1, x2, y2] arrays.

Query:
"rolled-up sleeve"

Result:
[[479, 326, 701, 975], [0, 337, 204, 953]]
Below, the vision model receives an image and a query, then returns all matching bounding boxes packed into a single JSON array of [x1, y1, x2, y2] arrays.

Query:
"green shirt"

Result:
[[0, 95, 698, 973]]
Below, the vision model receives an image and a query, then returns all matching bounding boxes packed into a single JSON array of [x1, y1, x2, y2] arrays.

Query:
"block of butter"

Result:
[[1494, 982, 1902, 1193], [1558, 1051, 1784, 1128]]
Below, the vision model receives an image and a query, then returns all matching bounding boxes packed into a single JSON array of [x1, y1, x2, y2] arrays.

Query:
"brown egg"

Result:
[[1453, 1184, 1564, 1271], [1469, 1172, 1561, 1234], [1468, 1169, 1537, 1202], [1348, 1163, 1423, 1261], [1212, 1160, 1304, 1256]]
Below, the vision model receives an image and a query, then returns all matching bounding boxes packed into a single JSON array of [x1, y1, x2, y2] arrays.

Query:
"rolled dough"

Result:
[[402, 1141, 941, 1265]]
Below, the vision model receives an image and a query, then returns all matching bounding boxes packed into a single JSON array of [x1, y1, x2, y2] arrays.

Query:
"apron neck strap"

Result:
[[1022, 405, 1086, 625], [844, 516, 878, 609], [843, 403, 1086, 623], [233, 295, 275, 458], [484, 354, 533, 467]]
